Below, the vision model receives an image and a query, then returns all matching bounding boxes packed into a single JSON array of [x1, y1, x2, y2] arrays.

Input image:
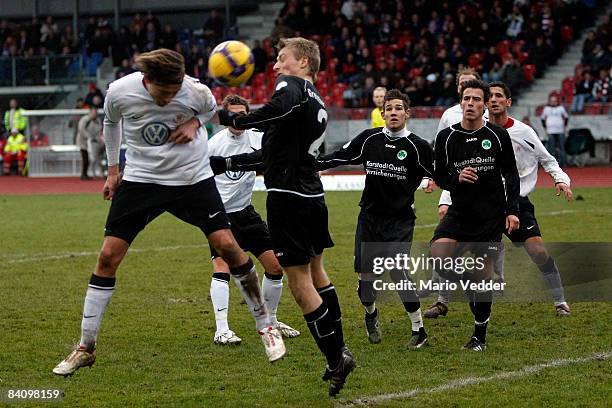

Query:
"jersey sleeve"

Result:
[[195, 82, 217, 126], [231, 76, 303, 130], [103, 86, 122, 166], [414, 137, 434, 179], [433, 129, 461, 191], [497, 127, 520, 216], [529, 125, 570, 185], [316, 130, 370, 170], [229, 149, 264, 172]]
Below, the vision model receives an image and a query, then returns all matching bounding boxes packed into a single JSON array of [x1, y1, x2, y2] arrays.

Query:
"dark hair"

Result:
[[383, 89, 411, 110], [136, 48, 185, 85], [460, 79, 491, 102], [488, 81, 511, 99], [222, 94, 250, 112]]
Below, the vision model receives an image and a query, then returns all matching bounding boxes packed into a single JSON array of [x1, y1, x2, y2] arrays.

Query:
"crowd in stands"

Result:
[[562, 12, 612, 113]]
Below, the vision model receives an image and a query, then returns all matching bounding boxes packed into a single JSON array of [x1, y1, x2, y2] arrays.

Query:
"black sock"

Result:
[[389, 269, 421, 314], [467, 290, 492, 343], [304, 302, 342, 368], [317, 283, 344, 348], [358, 278, 377, 306]]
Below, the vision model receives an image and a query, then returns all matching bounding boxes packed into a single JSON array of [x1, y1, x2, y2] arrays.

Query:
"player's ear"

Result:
[[507, 98, 512, 108], [405, 108, 410, 118]]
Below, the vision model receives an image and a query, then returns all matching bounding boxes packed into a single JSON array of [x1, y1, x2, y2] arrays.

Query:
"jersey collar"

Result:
[[383, 126, 410, 139]]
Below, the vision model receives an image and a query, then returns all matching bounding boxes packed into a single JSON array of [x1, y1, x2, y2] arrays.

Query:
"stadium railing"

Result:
[[0, 54, 84, 87]]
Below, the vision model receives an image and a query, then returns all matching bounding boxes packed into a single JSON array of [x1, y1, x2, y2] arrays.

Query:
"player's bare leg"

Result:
[[523, 236, 570, 316], [258, 250, 300, 337], [208, 228, 285, 361], [53, 236, 129, 376]]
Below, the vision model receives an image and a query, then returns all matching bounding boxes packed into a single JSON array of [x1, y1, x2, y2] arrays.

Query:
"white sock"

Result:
[[80, 285, 114, 348], [210, 273, 230, 333], [232, 265, 270, 330], [262, 273, 283, 326], [408, 308, 424, 332], [364, 303, 376, 315]]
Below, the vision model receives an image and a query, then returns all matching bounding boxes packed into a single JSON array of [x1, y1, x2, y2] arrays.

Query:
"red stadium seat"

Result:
[[501, 52, 513, 64], [523, 64, 536, 82], [408, 67, 422, 78], [496, 40, 512, 56], [238, 86, 252, 101], [512, 40, 526, 54], [468, 53, 482, 68], [561, 25, 573, 43], [601, 104, 610, 115], [332, 93, 344, 107], [373, 44, 386, 60], [212, 87, 224, 104], [412, 107, 429, 118], [583, 103, 602, 115], [350, 109, 369, 120], [251, 72, 265, 88], [253, 88, 268, 104], [430, 106, 446, 118], [517, 51, 529, 64]]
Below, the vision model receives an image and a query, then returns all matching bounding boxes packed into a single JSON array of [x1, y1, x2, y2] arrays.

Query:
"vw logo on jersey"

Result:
[[397, 150, 408, 160], [142, 122, 170, 146], [225, 170, 245, 180], [482, 139, 492, 150]]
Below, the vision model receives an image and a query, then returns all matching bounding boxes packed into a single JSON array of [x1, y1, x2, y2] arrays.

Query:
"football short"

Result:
[[209, 205, 274, 258], [505, 196, 542, 243], [431, 210, 505, 256], [354, 211, 415, 273], [266, 192, 334, 267], [104, 177, 230, 244]]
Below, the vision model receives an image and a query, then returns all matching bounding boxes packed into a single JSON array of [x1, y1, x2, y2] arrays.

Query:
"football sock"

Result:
[[537, 256, 566, 305], [304, 302, 342, 368], [230, 259, 269, 330], [467, 290, 492, 343], [357, 278, 377, 308], [389, 269, 421, 314], [262, 272, 283, 326], [317, 283, 345, 348], [408, 308, 424, 333], [211, 272, 230, 333], [494, 245, 506, 282], [80, 274, 115, 349]]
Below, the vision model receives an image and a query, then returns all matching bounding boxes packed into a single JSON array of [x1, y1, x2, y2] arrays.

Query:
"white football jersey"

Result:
[[103, 72, 217, 185], [208, 128, 262, 213], [506, 116, 570, 197]]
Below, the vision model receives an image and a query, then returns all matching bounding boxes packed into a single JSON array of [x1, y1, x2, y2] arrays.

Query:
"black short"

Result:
[[266, 192, 334, 267], [354, 211, 415, 273], [209, 205, 274, 258], [104, 177, 230, 244], [431, 210, 504, 255], [505, 196, 541, 243]]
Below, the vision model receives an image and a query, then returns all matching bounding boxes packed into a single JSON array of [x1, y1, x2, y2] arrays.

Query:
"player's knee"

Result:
[[97, 248, 121, 273], [213, 235, 239, 260], [267, 263, 283, 276]]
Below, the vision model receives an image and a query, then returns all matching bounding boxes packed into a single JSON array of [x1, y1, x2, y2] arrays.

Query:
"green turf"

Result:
[[0, 188, 610, 407]]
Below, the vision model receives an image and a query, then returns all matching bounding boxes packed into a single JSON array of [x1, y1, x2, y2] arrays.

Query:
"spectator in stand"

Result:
[[29, 124, 50, 147], [76, 107, 102, 180], [143, 21, 158, 52], [571, 71, 594, 113], [592, 68, 611, 102], [84, 83, 104, 107], [528, 36, 554, 77], [203, 9, 225, 45], [116, 58, 135, 79], [435, 74, 456, 106], [540, 94, 569, 167], [252, 40, 267, 74], [4, 98, 27, 135], [505, 5, 524, 39], [370, 86, 385, 128], [68, 98, 85, 144], [158, 24, 178, 50], [501, 54, 524, 95], [3, 128, 28, 176], [40, 16, 58, 46]]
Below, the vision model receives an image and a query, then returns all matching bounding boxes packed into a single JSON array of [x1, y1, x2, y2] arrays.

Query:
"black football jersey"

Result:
[[230, 75, 327, 197], [317, 127, 434, 217], [434, 122, 520, 220]]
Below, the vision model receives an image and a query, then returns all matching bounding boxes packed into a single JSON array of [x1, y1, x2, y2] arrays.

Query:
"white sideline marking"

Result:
[[5, 244, 207, 264], [336, 351, 612, 408]]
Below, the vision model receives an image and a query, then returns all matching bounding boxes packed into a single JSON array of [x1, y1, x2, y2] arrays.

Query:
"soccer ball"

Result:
[[208, 40, 255, 87]]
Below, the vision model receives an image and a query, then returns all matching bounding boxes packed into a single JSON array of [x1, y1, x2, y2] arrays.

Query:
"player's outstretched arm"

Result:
[[316, 131, 369, 170], [210, 150, 264, 175], [218, 76, 302, 130]]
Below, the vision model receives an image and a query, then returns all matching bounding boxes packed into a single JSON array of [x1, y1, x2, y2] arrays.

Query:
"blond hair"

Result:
[[136, 48, 185, 85], [455, 67, 481, 86], [277, 37, 320, 80]]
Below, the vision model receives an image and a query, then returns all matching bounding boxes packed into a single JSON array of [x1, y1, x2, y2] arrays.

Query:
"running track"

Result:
[[1, 167, 611, 195]]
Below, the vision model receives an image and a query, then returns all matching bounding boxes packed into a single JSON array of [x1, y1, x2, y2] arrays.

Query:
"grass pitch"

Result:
[[0, 188, 610, 407]]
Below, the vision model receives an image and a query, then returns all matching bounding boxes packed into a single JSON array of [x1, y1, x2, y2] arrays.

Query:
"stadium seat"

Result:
[[561, 25, 573, 43], [583, 103, 602, 115], [412, 107, 429, 118], [523, 64, 536, 82], [512, 40, 526, 54], [373, 44, 386, 60], [350, 109, 369, 120], [212, 87, 224, 104], [496, 40, 512, 56], [501, 52, 514, 64], [253, 88, 268, 104], [408, 67, 422, 79], [251, 73, 265, 88], [430, 106, 446, 118], [517, 51, 529, 64], [468, 53, 482, 68], [238, 86, 252, 101], [601, 104, 610, 115]]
